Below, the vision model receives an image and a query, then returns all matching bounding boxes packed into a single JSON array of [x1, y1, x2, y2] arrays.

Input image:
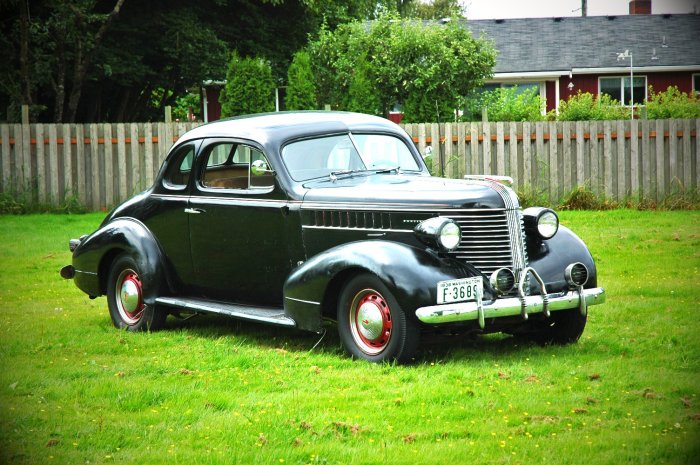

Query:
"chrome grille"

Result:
[[446, 209, 513, 277], [444, 208, 528, 285]]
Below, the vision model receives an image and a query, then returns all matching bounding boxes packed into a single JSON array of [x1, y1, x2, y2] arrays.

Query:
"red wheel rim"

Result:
[[348, 289, 392, 355], [116, 268, 144, 325]]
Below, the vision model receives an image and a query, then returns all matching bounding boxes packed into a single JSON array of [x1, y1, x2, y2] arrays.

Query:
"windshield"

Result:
[[282, 133, 421, 181]]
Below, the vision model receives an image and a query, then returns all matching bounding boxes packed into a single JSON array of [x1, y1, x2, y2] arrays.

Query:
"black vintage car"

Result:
[[62, 111, 605, 362]]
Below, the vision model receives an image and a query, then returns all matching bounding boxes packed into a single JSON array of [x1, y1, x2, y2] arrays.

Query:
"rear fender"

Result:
[[283, 240, 495, 332], [72, 218, 168, 305]]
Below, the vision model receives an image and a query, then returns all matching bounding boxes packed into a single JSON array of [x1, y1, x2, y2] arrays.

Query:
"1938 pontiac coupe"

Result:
[[62, 111, 605, 362]]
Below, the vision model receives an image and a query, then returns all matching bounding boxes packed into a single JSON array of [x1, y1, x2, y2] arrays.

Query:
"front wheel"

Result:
[[529, 308, 587, 345], [337, 273, 419, 363], [106, 254, 166, 331]]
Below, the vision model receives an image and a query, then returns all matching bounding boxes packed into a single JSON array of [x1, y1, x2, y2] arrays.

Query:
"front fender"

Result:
[[527, 225, 598, 293], [283, 240, 495, 332], [72, 218, 167, 305]]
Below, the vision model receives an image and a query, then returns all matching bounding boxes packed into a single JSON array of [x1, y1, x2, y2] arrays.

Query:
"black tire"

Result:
[[337, 273, 419, 363], [106, 254, 166, 331], [530, 308, 587, 345]]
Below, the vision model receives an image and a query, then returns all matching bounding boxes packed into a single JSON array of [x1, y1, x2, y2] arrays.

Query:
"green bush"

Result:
[[645, 85, 700, 119], [220, 52, 275, 117], [479, 86, 545, 122], [172, 92, 201, 121], [558, 92, 629, 120], [557, 92, 629, 121], [285, 51, 317, 111]]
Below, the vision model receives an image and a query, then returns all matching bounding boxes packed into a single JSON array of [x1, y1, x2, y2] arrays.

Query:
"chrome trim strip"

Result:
[[74, 270, 98, 278], [300, 204, 507, 212], [284, 296, 321, 306], [415, 288, 606, 325], [301, 225, 411, 233]]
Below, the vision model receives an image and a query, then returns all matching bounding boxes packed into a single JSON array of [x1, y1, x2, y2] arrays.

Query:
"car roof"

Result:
[[176, 111, 404, 147]]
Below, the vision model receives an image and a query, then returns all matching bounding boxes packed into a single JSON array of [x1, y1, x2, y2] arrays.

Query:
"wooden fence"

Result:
[[0, 119, 698, 210]]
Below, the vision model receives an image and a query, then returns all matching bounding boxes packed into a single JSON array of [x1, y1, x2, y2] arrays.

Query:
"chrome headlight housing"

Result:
[[414, 217, 461, 252], [490, 268, 515, 295], [565, 262, 589, 287], [523, 207, 559, 240]]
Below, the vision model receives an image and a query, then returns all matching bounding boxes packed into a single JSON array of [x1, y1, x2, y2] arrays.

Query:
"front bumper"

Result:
[[416, 287, 605, 326]]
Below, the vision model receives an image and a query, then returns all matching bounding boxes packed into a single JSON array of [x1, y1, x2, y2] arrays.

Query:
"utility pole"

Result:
[[582, 0, 587, 16]]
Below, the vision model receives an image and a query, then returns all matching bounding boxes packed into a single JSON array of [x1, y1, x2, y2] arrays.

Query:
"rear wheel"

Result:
[[529, 308, 587, 345], [337, 273, 419, 363], [107, 254, 166, 331]]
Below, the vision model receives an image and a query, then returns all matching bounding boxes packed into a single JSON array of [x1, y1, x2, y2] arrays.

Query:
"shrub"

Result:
[[172, 92, 200, 121], [645, 86, 700, 119], [220, 52, 275, 117], [557, 92, 629, 121], [285, 51, 317, 111], [479, 86, 545, 122]]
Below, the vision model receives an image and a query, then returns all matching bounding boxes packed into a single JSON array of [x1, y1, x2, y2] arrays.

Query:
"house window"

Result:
[[693, 74, 700, 93], [599, 76, 646, 105]]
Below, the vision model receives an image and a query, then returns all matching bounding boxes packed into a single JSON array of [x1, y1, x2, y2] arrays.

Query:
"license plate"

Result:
[[437, 277, 483, 304]]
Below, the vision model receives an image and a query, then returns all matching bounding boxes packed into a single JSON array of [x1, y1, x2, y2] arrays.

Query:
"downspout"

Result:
[[202, 86, 209, 123]]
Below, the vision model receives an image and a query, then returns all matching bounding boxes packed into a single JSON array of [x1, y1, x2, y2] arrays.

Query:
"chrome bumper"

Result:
[[415, 287, 606, 326]]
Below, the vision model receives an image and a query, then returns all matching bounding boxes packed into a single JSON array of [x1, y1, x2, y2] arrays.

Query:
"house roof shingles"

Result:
[[462, 14, 700, 74]]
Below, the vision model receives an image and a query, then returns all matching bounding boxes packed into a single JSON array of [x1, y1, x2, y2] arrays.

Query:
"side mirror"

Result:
[[424, 146, 433, 158], [251, 159, 273, 176]]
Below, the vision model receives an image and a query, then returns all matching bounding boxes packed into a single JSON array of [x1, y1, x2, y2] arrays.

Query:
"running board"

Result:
[[155, 297, 296, 327]]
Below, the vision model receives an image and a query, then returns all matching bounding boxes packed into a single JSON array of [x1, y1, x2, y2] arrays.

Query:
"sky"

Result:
[[462, 0, 698, 19]]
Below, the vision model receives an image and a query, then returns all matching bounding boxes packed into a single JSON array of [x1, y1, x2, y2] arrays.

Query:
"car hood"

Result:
[[301, 174, 509, 209]]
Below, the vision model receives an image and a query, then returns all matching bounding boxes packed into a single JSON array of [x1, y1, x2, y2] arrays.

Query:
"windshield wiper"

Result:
[[374, 166, 401, 174], [330, 169, 364, 182]]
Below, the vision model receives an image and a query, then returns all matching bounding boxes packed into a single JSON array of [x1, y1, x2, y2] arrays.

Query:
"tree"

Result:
[[219, 52, 275, 117], [285, 51, 317, 110], [0, 0, 381, 123], [346, 54, 382, 115], [307, 16, 496, 122]]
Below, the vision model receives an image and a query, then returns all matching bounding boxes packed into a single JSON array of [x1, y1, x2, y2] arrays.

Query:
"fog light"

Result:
[[490, 268, 515, 294], [565, 262, 589, 287]]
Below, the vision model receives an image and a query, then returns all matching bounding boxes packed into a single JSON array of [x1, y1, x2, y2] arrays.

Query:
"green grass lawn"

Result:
[[0, 211, 698, 465]]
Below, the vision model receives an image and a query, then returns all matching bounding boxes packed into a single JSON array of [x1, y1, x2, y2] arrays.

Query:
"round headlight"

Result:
[[414, 217, 461, 252], [439, 221, 461, 251], [537, 210, 559, 239], [523, 207, 559, 240]]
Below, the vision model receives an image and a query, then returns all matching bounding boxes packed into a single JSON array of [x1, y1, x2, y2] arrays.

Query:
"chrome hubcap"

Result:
[[115, 269, 144, 324], [120, 277, 141, 313], [357, 301, 383, 341], [349, 289, 392, 355]]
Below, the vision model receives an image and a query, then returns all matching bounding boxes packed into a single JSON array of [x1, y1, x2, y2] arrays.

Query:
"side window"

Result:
[[162, 144, 195, 190], [201, 142, 274, 190]]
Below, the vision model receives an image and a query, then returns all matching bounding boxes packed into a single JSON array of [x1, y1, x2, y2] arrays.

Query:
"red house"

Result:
[[465, 1, 700, 114]]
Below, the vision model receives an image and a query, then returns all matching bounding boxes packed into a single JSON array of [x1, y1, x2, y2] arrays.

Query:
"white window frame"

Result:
[[598, 75, 647, 106], [693, 74, 700, 93]]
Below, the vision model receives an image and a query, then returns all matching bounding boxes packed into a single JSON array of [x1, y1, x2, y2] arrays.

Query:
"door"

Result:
[[187, 139, 292, 305], [144, 141, 199, 287]]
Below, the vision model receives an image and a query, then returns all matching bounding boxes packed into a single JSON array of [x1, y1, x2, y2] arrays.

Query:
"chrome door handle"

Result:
[[184, 208, 205, 214]]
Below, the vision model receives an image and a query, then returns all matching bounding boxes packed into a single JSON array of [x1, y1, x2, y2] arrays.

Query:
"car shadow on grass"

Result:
[[161, 312, 549, 364]]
